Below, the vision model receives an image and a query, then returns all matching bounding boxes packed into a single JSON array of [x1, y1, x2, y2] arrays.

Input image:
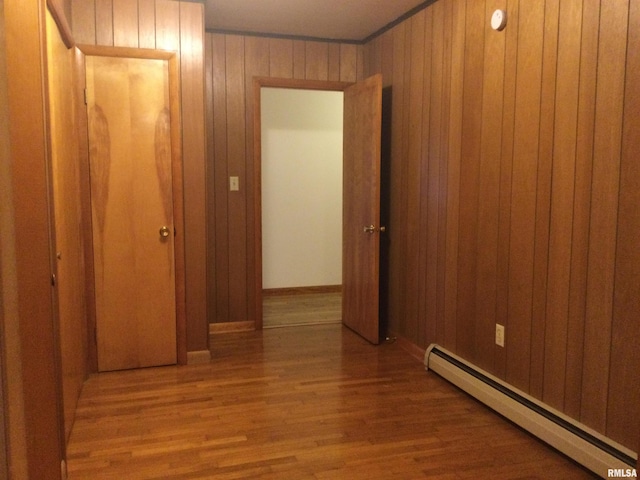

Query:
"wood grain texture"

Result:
[[65, 325, 596, 480], [46, 11, 87, 441], [608, 0, 640, 449], [244, 36, 270, 334], [342, 74, 382, 345], [86, 55, 177, 372], [360, 0, 638, 452], [205, 33, 362, 327], [180, 1, 208, 352], [5, 1, 65, 477], [529, 0, 558, 400], [543, 0, 581, 411], [456, 0, 484, 363], [113, 0, 138, 48], [506, 0, 545, 393], [263, 292, 341, 328], [475, 0, 504, 374], [71, 0, 205, 361], [581, 0, 628, 434]]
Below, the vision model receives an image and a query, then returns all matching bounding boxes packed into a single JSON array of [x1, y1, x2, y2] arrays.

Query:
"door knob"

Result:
[[159, 226, 171, 238], [363, 225, 386, 234]]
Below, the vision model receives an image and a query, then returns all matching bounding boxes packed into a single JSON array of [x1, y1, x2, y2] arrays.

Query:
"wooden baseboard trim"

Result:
[[209, 321, 255, 334], [387, 330, 426, 363], [186, 350, 211, 365], [263, 285, 342, 296]]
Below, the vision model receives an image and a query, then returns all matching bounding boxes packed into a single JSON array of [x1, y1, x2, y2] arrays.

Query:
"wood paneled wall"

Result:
[[205, 33, 364, 325], [364, 0, 639, 452], [3, 0, 65, 477], [71, 0, 209, 354], [46, 9, 87, 442]]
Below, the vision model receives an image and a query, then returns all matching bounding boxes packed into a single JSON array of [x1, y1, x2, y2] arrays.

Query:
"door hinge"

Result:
[[51, 273, 56, 287], [84, 88, 88, 105]]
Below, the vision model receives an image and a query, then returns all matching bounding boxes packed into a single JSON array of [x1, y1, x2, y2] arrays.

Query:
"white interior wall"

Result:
[[261, 87, 343, 289]]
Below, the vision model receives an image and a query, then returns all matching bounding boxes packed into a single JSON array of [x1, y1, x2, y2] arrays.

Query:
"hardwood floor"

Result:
[[263, 292, 342, 328], [66, 325, 596, 479]]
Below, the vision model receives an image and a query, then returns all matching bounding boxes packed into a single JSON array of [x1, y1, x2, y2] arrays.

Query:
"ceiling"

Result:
[[204, 0, 431, 43]]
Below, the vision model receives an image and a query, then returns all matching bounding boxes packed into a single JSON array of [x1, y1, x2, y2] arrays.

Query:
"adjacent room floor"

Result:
[[263, 291, 342, 328], [66, 324, 596, 479]]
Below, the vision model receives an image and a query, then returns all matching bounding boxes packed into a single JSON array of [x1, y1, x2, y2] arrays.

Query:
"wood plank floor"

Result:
[[66, 325, 596, 479], [263, 292, 342, 328]]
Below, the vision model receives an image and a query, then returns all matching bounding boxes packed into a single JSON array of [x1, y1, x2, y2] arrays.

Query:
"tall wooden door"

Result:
[[86, 55, 177, 371], [342, 74, 383, 345]]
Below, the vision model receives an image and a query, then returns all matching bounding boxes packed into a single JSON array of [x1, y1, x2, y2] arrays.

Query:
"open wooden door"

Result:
[[342, 74, 383, 345], [86, 54, 177, 371]]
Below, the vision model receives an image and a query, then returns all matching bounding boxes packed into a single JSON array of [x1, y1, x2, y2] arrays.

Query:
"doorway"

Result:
[[253, 74, 383, 344], [260, 87, 344, 328]]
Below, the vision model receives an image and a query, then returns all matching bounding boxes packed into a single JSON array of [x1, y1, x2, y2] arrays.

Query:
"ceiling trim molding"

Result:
[[362, 0, 438, 44], [205, 28, 361, 45], [206, 0, 439, 45]]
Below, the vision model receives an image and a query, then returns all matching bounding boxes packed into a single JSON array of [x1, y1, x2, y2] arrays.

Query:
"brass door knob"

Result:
[[363, 225, 386, 234], [159, 226, 171, 238]]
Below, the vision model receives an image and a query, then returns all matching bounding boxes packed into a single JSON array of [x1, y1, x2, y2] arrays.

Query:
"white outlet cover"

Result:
[[491, 9, 507, 31]]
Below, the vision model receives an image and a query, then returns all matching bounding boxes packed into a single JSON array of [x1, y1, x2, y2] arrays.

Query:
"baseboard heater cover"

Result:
[[424, 344, 637, 478]]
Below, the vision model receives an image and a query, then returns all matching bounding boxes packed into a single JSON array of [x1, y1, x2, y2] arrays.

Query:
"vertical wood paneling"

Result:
[[95, 0, 113, 46], [529, 0, 559, 399], [180, 1, 207, 351], [339, 44, 357, 82], [211, 33, 230, 325], [425, 2, 443, 349], [206, 33, 359, 327], [494, 0, 519, 380], [71, 0, 95, 44], [581, 0, 628, 433], [456, 0, 484, 361], [269, 38, 293, 78], [385, 23, 406, 339], [443, 0, 464, 352], [356, 44, 365, 81], [138, 0, 155, 49], [609, 0, 640, 450], [293, 40, 305, 79], [506, 0, 545, 391], [543, 0, 582, 410], [419, 7, 433, 346], [244, 37, 269, 325], [328, 43, 340, 81], [405, 12, 424, 345], [155, 0, 179, 51], [205, 35, 216, 325], [435, 0, 452, 347], [225, 35, 248, 323], [564, 0, 599, 419], [398, 22, 411, 338], [113, 0, 138, 47], [475, 0, 505, 373], [305, 41, 328, 80]]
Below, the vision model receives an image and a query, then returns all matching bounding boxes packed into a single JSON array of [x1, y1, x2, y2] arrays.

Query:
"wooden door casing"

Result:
[[342, 74, 383, 345], [86, 54, 177, 371]]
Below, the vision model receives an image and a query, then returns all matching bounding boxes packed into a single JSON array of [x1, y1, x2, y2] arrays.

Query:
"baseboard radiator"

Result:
[[424, 344, 637, 478]]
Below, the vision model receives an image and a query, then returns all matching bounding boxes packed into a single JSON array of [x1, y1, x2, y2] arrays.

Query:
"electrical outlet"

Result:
[[229, 176, 239, 191], [495, 324, 505, 347]]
